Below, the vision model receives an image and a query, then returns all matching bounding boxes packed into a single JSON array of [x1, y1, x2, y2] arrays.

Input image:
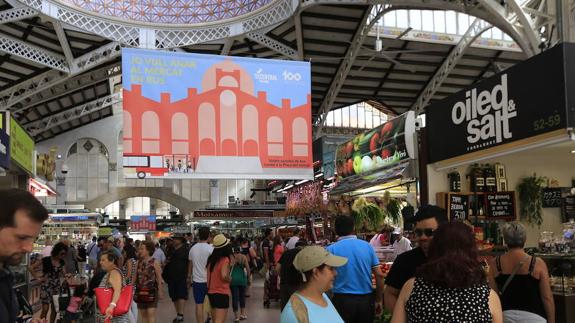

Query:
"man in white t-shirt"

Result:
[[187, 227, 213, 323], [391, 227, 412, 257], [285, 228, 301, 250]]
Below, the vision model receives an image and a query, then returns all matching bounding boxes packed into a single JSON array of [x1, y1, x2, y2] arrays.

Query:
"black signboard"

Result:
[[563, 196, 575, 222], [448, 193, 468, 221], [485, 192, 516, 219], [542, 188, 564, 208], [194, 210, 274, 218], [427, 43, 574, 163]]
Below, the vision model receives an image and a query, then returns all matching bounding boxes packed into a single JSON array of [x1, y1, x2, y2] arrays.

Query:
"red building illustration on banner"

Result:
[[130, 216, 156, 231], [123, 59, 312, 179]]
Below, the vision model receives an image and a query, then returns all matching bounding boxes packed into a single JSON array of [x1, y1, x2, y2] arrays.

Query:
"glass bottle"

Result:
[[484, 164, 497, 192], [448, 171, 461, 192]]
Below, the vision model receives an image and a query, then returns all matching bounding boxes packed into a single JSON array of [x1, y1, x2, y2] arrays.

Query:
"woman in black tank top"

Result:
[[494, 255, 547, 318], [487, 222, 555, 323]]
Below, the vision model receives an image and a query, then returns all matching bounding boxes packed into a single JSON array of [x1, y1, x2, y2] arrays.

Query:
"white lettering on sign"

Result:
[[451, 74, 517, 146]]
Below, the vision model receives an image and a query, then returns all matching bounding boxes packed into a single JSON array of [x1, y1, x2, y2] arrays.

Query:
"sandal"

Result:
[[240, 315, 248, 320]]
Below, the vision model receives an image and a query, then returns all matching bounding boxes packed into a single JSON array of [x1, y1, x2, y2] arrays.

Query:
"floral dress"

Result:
[[40, 257, 65, 305], [134, 258, 158, 308], [95, 269, 129, 323]]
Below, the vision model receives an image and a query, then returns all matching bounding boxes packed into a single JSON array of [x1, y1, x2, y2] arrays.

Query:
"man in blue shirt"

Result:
[[327, 215, 385, 323]]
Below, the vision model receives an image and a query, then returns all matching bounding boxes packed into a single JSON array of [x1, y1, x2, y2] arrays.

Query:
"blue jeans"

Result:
[[230, 285, 246, 312]]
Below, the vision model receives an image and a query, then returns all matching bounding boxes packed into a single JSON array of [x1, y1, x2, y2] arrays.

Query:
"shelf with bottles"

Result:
[[437, 191, 517, 222]]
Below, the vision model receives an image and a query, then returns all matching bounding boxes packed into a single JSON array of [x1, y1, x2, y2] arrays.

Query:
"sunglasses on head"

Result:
[[414, 228, 435, 237]]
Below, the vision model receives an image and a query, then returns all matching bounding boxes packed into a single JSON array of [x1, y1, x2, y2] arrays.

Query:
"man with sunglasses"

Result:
[[0, 189, 49, 323], [383, 205, 447, 312]]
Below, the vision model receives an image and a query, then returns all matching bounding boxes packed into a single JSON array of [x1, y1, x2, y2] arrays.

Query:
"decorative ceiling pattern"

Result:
[[58, 0, 274, 24]]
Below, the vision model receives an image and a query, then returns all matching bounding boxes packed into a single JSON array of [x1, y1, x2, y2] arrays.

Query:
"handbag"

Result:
[[134, 285, 157, 304], [94, 270, 134, 316]]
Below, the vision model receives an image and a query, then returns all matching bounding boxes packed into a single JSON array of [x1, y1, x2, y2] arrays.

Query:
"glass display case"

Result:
[[534, 253, 575, 323]]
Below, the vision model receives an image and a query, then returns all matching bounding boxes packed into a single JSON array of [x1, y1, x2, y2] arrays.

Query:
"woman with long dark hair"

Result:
[[29, 241, 69, 323], [391, 221, 503, 323], [206, 234, 233, 323]]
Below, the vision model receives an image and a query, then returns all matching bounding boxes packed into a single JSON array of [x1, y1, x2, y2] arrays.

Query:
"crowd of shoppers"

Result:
[[0, 187, 559, 323]]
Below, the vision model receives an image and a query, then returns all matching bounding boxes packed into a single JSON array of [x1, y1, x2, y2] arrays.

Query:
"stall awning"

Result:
[[329, 160, 416, 195]]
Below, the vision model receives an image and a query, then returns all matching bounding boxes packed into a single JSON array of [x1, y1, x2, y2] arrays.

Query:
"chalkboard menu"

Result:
[[486, 192, 516, 219], [542, 188, 564, 208], [448, 194, 468, 221], [563, 196, 575, 222]]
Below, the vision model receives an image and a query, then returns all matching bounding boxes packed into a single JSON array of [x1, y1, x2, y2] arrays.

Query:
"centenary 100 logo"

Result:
[[283, 70, 302, 81], [451, 74, 517, 145]]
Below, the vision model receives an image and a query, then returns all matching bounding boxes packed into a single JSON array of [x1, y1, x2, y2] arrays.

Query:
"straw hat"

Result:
[[212, 234, 230, 249]]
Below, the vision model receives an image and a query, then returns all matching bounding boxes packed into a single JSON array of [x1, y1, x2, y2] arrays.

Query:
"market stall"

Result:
[[328, 111, 419, 248], [425, 42, 575, 323]]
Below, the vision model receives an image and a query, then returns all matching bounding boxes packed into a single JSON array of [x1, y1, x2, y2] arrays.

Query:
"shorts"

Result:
[[137, 300, 158, 310], [207, 293, 229, 309], [64, 311, 80, 320], [192, 282, 208, 304], [168, 280, 188, 301]]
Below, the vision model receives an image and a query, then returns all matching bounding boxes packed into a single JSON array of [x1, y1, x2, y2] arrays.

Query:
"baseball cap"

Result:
[[293, 246, 347, 280], [392, 227, 401, 235]]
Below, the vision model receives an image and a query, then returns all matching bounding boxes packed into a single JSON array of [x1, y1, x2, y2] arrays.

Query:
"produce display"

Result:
[[335, 112, 412, 179]]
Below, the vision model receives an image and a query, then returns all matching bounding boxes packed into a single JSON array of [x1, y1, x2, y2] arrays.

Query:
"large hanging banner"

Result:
[[122, 48, 313, 180]]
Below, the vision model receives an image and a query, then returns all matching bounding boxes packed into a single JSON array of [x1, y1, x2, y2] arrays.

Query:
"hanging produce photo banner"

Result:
[[121, 48, 312, 180], [334, 111, 416, 180], [0, 112, 9, 169], [427, 43, 573, 163], [9, 116, 35, 175]]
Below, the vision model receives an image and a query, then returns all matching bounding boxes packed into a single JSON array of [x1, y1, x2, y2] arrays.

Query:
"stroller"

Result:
[[263, 266, 280, 308]]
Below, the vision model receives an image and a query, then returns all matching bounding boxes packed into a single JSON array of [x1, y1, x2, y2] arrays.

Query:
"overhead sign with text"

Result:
[[9, 116, 35, 175], [122, 48, 312, 180], [427, 43, 573, 163]]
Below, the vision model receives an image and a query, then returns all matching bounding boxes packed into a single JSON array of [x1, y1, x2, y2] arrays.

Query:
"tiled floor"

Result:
[[154, 277, 282, 322]]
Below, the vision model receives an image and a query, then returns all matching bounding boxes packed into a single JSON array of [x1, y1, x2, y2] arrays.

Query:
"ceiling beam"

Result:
[[0, 7, 37, 24], [0, 33, 68, 71], [314, 5, 393, 138], [294, 12, 304, 60], [13, 63, 120, 112], [25, 92, 121, 137], [52, 21, 74, 66], [245, 32, 298, 60], [220, 38, 234, 56], [0, 42, 120, 110], [411, 19, 492, 114]]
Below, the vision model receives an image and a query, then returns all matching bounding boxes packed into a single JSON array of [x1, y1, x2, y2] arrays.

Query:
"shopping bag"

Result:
[[203, 295, 212, 314]]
